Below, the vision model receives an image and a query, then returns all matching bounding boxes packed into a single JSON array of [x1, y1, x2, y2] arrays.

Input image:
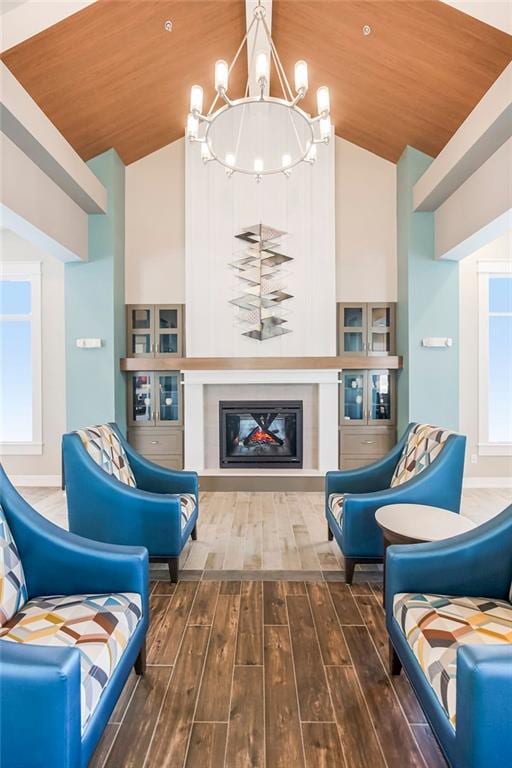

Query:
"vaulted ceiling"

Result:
[[2, 0, 511, 164]]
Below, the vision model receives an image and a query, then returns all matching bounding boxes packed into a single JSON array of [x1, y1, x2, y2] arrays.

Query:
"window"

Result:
[[0, 262, 42, 454], [478, 261, 512, 455]]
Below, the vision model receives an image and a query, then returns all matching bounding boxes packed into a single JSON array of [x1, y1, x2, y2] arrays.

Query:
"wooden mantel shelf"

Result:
[[120, 355, 403, 372]]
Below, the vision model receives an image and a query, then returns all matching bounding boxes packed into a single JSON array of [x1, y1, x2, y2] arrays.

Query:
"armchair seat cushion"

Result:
[[328, 493, 344, 525], [0, 592, 142, 731], [180, 494, 197, 530], [393, 592, 512, 728]]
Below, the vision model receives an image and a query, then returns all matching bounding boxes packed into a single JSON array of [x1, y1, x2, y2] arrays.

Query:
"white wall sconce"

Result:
[[76, 338, 102, 349], [421, 337, 453, 348]]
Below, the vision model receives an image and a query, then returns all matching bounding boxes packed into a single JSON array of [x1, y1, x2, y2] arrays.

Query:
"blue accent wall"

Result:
[[65, 149, 126, 432], [397, 146, 459, 434]]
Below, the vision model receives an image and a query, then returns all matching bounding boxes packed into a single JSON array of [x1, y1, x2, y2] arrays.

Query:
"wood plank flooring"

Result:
[[89, 578, 447, 768], [17, 487, 512, 574]]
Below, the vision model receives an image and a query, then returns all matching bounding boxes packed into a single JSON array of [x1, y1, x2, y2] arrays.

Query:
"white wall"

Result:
[[125, 135, 397, 313], [125, 138, 185, 304], [335, 137, 397, 302], [459, 230, 512, 480], [0, 229, 66, 481]]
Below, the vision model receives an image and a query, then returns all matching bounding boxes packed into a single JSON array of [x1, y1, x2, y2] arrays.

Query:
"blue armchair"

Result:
[[386, 504, 512, 768], [0, 464, 149, 768], [62, 423, 199, 582], [325, 423, 466, 582]]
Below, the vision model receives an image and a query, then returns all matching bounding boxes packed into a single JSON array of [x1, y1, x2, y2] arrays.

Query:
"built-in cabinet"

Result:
[[126, 369, 184, 470], [337, 302, 396, 356], [127, 304, 184, 358]]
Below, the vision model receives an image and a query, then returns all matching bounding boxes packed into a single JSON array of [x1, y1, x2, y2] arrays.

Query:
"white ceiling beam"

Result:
[[245, 0, 272, 97], [0, 0, 97, 53]]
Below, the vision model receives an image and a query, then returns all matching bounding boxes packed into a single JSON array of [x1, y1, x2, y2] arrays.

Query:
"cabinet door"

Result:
[[367, 303, 395, 355], [128, 372, 155, 426], [338, 303, 367, 355], [127, 305, 154, 357], [155, 305, 182, 357], [156, 372, 182, 425], [367, 370, 395, 425], [340, 370, 367, 424]]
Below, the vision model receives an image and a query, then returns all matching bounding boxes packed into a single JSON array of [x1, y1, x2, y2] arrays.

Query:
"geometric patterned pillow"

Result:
[[390, 423, 453, 487], [180, 494, 197, 530], [328, 493, 345, 524], [0, 504, 28, 626], [76, 424, 136, 488], [0, 592, 142, 731]]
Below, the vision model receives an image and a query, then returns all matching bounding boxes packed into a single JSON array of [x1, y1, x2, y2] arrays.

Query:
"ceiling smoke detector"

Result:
[[363, 24, 372, 36]]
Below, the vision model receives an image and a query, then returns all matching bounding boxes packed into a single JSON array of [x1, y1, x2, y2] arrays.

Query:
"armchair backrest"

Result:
[[75, 424, 136, 488], [0, 503, 27, 626], [390, 423, 454, 487]]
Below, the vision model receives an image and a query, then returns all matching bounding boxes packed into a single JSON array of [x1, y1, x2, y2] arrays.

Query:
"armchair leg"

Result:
[[344, 557, 356, 585], [191, 523, 198, 541], [389, 641, 402, 676], [327, 524, 333, 541], [134, 642, 146, 675], [168, 557, 179, 583]]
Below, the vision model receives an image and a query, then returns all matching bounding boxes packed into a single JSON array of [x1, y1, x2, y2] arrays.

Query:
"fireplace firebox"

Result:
[[219, 401, 303, 468]]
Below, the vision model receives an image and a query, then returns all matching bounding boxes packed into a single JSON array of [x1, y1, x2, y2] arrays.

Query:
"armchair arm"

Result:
[[0, 642, 82, 768], [121, 441, 198, 496], [456, 645, 512, 768], [325, 425, 409, 498], [0, 468, 150, 599], [385, 504, 512, 608]]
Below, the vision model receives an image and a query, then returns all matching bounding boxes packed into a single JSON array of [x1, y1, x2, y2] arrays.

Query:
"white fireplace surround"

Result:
[[183, 369, 339, 473]]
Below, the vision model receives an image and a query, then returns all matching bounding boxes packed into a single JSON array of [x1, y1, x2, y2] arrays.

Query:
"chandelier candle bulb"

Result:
[[316, 86, 330, 116], [256, 51, 269, 86], [201, 142, 211, 163], [294, 60, 308, 93], [214, 59, 229, 92], [186, 113, 199, 140], [190, 84, 203, 114], [254, 157, 264, 173], [282, 153, 292, 167], [225, 152, 236, 167], [306, 143, 317, 162], [320, 116, 331, 140]]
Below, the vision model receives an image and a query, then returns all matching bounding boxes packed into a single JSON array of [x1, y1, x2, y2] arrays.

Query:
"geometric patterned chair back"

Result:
[[75, 424, 136, 488], [390, 423, 453, 488], [0, 504, 28, 626]]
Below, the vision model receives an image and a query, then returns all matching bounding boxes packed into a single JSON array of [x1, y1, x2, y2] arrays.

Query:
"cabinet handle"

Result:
[[155, 342, 159, 353], [150, 440, 159, 445], [362, 440, 375, 445], [151, 342, 155, 353]]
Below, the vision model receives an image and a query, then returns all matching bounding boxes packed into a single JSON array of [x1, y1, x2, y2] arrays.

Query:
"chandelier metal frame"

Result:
[[186, 1, 332, 180]]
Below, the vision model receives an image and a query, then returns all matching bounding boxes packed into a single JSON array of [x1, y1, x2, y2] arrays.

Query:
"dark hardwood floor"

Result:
[[90, 578, 447, 768]]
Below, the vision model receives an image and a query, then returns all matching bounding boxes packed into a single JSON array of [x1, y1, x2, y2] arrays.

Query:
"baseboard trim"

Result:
[[463, 477, 512, 489], [10, 474, 61, 487]]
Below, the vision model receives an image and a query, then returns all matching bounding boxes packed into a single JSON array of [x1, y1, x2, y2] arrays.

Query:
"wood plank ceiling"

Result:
[[2, 0, 511, 164]]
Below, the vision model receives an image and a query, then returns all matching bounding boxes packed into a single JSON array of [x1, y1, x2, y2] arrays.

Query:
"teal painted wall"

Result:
[[397, 146, 459, 434], [65, 149, 126, 432]]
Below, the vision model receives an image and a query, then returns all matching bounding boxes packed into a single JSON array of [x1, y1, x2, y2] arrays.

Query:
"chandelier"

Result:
[[186, 1, 332, 181]]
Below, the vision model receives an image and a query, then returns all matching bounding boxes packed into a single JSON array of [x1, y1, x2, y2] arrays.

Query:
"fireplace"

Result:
[[219, 400, 303, 468]]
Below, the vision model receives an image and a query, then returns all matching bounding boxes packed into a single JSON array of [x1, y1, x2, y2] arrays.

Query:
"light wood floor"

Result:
[[89, 578, 447, 768], [18, 487, 512, 574]]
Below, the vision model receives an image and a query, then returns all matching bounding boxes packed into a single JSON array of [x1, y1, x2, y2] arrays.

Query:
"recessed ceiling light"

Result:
[[363, 24, 371, 35], [164, 20, 173, 32]]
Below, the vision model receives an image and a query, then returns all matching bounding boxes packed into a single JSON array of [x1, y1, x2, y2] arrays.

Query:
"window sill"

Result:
[[0, 442, 43, 456], [478, 443, 512, 457]]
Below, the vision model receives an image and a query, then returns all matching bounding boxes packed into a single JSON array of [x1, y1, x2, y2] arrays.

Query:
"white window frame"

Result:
[[478, 260, 512, 457], [0, 261, 42, 455]]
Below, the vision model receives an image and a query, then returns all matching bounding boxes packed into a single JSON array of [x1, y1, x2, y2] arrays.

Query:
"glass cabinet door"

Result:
[[339, 304, 366, 355], [156, 306, 182, 357], [367, 304, 395, 355], [128, 306, 154, 357], [157, 372, 181, 423], [129, 373, 154, 426], [341, 371, 367, 423], [368, 370, 394, 424]]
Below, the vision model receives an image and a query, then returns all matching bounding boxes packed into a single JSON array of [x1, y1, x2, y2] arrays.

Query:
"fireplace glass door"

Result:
[[219, 401, 303, 468]]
